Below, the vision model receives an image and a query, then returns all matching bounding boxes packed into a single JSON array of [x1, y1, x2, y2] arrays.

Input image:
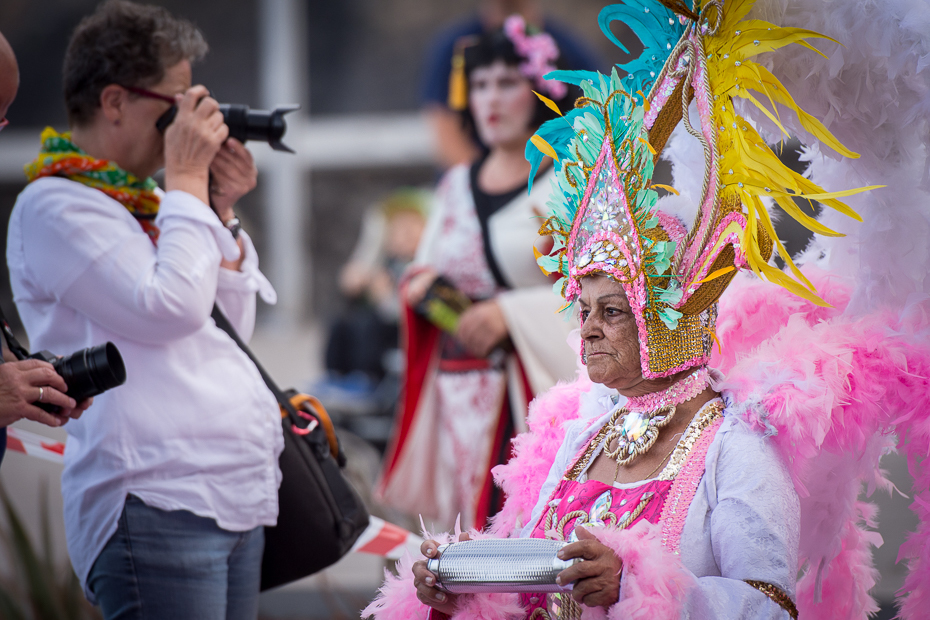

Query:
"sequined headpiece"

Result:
[[529, 0, 877, 378]]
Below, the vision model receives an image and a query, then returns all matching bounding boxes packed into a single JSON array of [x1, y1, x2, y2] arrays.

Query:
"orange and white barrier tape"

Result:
[[5, 427, 65, 464], [351, 515, 423, 560], [7, 431, 422, 560]]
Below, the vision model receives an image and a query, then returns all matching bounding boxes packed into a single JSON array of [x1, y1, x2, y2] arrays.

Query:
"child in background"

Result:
[[315, 189, 432, 447]]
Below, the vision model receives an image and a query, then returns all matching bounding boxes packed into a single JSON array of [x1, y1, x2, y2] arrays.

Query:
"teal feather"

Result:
[[599, 1, 688, 95], [544, 69, 602, 88], [525, 108, 586, 193], [527, 0, 691, 289]]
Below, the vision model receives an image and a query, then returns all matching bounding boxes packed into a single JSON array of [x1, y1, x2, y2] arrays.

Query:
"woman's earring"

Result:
[[581, 348, 587, 366]]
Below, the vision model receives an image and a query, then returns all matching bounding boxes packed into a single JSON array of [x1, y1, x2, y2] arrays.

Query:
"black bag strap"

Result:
[[0, 303, 30, 361], [210, 305, 299, 421], [211, 304, 348, 468]]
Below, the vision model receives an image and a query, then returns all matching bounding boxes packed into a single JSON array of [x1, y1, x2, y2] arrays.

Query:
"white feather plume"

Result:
[[730, 0, 930, 315]]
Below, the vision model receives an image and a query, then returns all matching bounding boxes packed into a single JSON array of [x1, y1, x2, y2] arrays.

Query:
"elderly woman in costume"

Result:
[[377, 16, 581, 531], [7, 2, 280, 617], [363, 0, 885, 618]]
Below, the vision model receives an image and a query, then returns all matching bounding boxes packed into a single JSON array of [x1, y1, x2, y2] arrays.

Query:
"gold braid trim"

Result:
[[565, 400, 724, 482], [744, 580, 798, 620]]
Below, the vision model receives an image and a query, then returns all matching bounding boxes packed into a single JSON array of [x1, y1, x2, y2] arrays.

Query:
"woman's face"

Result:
[[578, 275, 645, 392], [120, 59, 192, 178], [468, 60, 536, 150]]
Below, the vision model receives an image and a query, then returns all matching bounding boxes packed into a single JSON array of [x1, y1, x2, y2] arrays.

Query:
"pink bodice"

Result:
[[529, 477, 673, 541], [515, 400, 725, 619], [519, 477, 674, 616], [424, 401, 724, 620]]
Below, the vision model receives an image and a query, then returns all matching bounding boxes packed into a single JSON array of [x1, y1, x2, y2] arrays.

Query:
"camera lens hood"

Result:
[[220, 103, 300, 153], [154, 101, 300, 153]]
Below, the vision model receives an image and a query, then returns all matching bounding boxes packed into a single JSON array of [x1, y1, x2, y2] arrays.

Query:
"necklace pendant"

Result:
[[622, 411, 649, 442]]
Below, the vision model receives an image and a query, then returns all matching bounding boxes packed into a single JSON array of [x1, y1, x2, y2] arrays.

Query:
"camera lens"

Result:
[[218, 103, 299, 153], [53, 342, 127, 402]]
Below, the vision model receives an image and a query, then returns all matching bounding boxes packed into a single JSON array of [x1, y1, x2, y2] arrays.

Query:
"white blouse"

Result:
[[520, 382, 800, 619], [6, 177, 284, 600]]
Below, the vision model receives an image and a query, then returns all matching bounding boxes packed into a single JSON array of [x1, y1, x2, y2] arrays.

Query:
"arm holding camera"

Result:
[[164, 86, 227, 205], [210, 137, 256, 273], [164, 86, 270, 337]]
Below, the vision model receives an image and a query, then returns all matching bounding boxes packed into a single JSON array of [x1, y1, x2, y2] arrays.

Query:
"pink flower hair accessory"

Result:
[[503, 15, 567, 99]]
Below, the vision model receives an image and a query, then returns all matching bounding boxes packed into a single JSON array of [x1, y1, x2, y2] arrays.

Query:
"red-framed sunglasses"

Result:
[[122, 85, 177, 105], [122, 85, 180, 133]]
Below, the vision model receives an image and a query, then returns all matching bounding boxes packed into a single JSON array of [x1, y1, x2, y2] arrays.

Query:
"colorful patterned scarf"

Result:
[[25, 127, 161, 244]]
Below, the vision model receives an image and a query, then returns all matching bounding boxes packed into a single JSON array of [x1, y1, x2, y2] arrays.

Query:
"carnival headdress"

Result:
[[529, 0, 879, 378]]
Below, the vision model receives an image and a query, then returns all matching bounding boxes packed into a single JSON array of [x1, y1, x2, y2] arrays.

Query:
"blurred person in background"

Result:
[[5, 2, 281, 618], [421, 0, 601, 168], [376, 18, 579, 532], [317, 188, 431, 419], [0, 30, 92, 467]]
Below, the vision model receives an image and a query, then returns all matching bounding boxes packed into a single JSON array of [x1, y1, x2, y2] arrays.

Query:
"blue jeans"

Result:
[[87, 495, 264, 620]]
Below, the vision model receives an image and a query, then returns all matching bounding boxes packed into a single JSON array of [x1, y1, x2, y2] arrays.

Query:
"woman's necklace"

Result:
[[603, 367, 710, 467], [642, 442, 678, 480]]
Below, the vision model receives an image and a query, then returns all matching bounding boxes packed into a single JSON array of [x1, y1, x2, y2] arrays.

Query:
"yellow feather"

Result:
[[704, 327, 723, 354], [533, 246, 552, 276], [751, 194, 818, 293], [771, 193, 843, 237], [638, 137, 657, 155], [693, 266, 735, 285], [792, 186, 886, 201], [651, 184, 679, 195], [753, 65, 858, 159], [530, 134, 560, 162], [532, 91, 563, 117]]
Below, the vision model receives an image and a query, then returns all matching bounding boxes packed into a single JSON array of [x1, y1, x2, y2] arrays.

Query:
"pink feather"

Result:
[[362, 550, 430, 620], [490, 375, 592, 537], [714, 267, 930, 619], [588, 520, 693, 620]]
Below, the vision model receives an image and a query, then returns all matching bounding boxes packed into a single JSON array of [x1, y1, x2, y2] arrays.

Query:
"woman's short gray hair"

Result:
[[63, 0, 208, 126]]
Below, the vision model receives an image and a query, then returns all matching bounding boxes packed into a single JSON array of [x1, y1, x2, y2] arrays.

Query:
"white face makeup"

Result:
[[468, 60, 537, 150]]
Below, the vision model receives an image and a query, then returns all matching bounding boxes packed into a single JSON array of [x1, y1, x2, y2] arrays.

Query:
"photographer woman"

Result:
[[6, 2, 281, 618]]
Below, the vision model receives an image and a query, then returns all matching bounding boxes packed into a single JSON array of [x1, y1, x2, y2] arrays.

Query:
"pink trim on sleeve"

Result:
[[659, 417, 724, 554]]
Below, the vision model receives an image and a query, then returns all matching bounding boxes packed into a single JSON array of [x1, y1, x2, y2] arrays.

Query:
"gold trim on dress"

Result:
[[565, 399, 724, 482], [744, 580, 799, 620]]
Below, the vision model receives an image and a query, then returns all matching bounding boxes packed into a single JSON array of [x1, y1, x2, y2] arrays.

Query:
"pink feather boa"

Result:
[[715, 269, 930, 619], [587, 520, 694, 620]]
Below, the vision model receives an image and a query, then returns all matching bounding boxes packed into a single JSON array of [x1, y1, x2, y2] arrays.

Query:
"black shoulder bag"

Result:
[[211, 306, 370, 591]]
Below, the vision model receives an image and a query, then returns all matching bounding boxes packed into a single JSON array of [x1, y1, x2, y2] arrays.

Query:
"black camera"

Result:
[[155, 103, 300, 153], [29, 343, 127, 413]]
